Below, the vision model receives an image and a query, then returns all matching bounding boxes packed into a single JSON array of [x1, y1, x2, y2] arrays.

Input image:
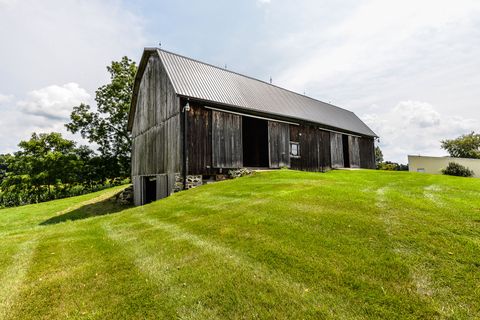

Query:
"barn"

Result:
[[128, 48, 377, 206]]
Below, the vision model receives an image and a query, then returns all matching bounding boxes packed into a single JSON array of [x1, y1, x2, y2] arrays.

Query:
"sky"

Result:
[[0, 0, 479, 163]]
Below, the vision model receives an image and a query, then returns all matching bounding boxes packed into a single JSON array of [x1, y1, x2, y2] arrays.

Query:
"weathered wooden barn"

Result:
[[128, 48, 377, 205]]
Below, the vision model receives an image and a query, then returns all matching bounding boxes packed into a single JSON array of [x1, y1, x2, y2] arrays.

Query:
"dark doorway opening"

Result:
[[143, 176, 157, 204], [342, 135, 350, 168], [242, 117, 269, 167]]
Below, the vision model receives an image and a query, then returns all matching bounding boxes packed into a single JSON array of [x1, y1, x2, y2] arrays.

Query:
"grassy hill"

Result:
[[1, 170, 479, 319]]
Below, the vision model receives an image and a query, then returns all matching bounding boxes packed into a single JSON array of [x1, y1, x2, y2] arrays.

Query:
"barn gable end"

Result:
[[130, 51, 181, 206]]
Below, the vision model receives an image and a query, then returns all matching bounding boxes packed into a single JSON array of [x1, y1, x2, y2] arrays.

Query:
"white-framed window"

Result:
[[290, 141, 300, 158]]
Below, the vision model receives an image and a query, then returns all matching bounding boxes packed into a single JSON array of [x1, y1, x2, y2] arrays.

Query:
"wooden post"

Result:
[[183, 101, 190, 189]]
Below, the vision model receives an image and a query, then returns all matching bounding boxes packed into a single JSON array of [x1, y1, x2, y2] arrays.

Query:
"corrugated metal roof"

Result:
[[157, 49, 377, 137]]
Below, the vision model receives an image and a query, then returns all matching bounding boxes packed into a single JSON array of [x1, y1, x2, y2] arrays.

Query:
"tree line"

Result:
[[0, 57, 136, 207]]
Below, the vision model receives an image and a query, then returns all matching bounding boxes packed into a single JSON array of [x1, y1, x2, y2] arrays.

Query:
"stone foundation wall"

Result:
[[174, 174, 203, 192], [172, 170, 253, 194]]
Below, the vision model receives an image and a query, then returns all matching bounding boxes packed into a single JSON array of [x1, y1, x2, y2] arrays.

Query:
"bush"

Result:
[[442, 162, 474, 177], [377, 161, 408, 171]]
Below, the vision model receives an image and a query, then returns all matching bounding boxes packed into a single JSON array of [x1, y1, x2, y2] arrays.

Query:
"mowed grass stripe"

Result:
[[371, 178, 480, 318], [5, 224, 169, 319], [103, 215, 353, 319], [103, 219, 225, 319], [0, 238, 38, 320], [0, 185, 128, 237]]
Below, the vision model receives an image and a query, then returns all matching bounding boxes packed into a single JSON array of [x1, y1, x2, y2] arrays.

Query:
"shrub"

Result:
[[377, 161, 408, 171], [442, 162, 474, 177]]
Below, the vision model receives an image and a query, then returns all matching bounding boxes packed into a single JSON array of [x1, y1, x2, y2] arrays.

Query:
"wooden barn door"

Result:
[[330, 133, 344, 168], [268, 121, 290, 168], [317, 130, 331, 171], [359, 137, 375, 169], [349, 136, 361, 168], [212, 110, 243, 168]]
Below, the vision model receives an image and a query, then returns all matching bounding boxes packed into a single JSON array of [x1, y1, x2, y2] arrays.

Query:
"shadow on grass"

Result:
[[40, 197, 132, 226]]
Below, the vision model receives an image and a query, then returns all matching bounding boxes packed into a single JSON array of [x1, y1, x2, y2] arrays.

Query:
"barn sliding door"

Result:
[[349, 136, 361, 168], [359, 137, 375, 169], [212, 110, 243, 168], [268, 121, 290, 168], [330, 133, 344, 168]]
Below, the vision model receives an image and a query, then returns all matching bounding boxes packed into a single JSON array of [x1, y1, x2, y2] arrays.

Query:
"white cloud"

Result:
[[0, 0, 16, 6], [0, 0, 146, 154], [0, 0, 146, 95], [258, 0, 480, 163], [0, 83, 93, 154], [1, 0, 479, 165], [363, 101, 480, 163], [0, 93, 13, 104], [277, 0, 480, 92], [18, 83, 91, 120]]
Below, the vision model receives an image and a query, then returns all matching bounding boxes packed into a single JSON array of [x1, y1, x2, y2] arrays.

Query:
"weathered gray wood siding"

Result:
[[359, 137, 376, 169], [348, 136, 361, 168], [330, 133, 344, 168], [268, 121, 290, 168], [290, 125, 331, 171], [131, 54, 181, 205], [187, 103, 212, 175], [318, 130, 332, 171], [156, 174, 169, 199], [132, 176, 143, 206], [212, 110, 242, 168]]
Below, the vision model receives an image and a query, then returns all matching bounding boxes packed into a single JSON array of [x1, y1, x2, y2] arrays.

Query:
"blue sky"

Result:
[[1, 0, 479, 162]]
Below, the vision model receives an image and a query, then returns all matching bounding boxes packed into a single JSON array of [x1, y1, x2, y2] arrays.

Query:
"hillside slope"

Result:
[[1, 170, 479, 319]]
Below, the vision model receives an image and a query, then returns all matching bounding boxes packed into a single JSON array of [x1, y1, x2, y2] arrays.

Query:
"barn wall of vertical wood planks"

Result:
[[268, 122, 290, 168], [183, 104, 376, 175]]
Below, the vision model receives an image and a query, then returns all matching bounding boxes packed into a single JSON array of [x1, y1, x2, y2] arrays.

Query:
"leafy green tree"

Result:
[[0, 154, 10, 184], [375, 146, 384, 164], [1, 133, 85, 205], [441, 132, 480, 159], [66, 57, 137, 178], [74, 145, 123, 187]]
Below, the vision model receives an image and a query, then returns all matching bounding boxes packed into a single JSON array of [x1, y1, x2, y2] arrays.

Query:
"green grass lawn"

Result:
[[1, 170, 479, 319]]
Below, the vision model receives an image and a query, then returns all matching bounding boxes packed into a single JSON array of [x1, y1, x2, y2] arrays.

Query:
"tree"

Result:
[[375, 146, 384, 164], [0, 154, 10, 185], [1, 133, 86, 204], [66, 57, 137, 178], [0, 132, 127, 207], [441, 132, 480, 159]]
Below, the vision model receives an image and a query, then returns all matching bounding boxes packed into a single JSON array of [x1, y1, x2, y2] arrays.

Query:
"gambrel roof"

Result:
[[129, 48, 377, 137]]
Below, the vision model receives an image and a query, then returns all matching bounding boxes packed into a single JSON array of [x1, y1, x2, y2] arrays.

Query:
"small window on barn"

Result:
[[417, 168, 425, 173], [290, 142, 300, 158]]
